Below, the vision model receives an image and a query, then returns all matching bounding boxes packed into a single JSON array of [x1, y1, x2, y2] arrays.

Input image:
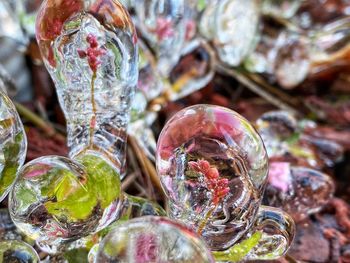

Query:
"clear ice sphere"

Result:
[[0, 91, 27, 202], [96, 216, 214, 263], [0, 240, 39, 263], [256, 110, 297, 158], [199, 0, 259, 66], [168, 39, 215, 101], [133, 0, 186, 76], [156, 105, 268, 250], [261, 0, 302, 19], [9, 153, 122, 253], [36, 0, 138, 174], [0, 1, 29, 48], [266, 162, 335, 222]]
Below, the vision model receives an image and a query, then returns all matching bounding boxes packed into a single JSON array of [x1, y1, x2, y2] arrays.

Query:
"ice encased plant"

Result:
[[156, 105, 269, 250], [9, 0, 138, 253], [35, 0, 138, 172]]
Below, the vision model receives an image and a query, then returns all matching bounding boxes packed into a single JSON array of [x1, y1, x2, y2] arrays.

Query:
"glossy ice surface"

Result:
[[0, 240, 39, 263], [0, 91, 27, 202], [266, 163, 335, 222], [36, 0, 138, 173], [133, 0, 186, 76], [256, 110, 343, 167], [9, 154, 122, 253], [200, 0, 259, 66], [261, 0, 302, 18], [168, 39, 215, 101], [156, 105, 268, 250], [96, 216, 214, 263]]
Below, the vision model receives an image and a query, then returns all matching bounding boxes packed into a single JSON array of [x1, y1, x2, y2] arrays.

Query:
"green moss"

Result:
[[213, 231, 262, 262]]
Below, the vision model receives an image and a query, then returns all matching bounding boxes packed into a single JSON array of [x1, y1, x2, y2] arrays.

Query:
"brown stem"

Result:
[[215, 64, 301, 116], [14, 102, 65, 142], [128, 135, 166, 201], [198, 205, 216, 235]]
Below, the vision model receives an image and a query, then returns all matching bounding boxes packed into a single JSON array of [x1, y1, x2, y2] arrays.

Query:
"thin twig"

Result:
[[216, 64, 299, 115], [121, 172, 139, 192], [14, 102, 66, 141], [128, 136, 166, 200]]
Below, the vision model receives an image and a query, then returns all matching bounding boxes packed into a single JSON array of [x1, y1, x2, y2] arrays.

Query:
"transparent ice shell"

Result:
[[96, 216, 215, 263], [0, 91, 27, 202], [137, 39, 164, 101], [256, 110, 344, 168], [168, 39, 215, 101], [36, 0, 138, 173], [261, 0, 302, 19], [199, 0, 259, 67], [156, 105, 269, 250], [0, 1, 29, 48], [9, 153, 123, 254], [133, 0, 186, 77], [266, 162, 335, 222], [0, 240, 39, 263]]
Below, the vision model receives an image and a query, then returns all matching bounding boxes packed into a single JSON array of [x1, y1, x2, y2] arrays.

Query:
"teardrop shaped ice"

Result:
[[133, 0, 186, 77], [0, 91, 27, 202], [156, 105, 268, 250], [199, 0, 259, 66], [36, 0, 138, 173]]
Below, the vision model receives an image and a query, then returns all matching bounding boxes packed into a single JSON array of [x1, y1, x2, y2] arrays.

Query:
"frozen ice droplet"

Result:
[[256, 110, 298, 158], [0, 1, 29, 48], [9, 154, 123, 253], [36, 0, 138, 174], [261, 0, 302, 19], [133, 0, 186, 76], [96, 216, 214, 262], [168, 39, 215, 101], [199, 0, 260, 66], [0, 240, 39, 262], [265, 162, 335, 222], [156, 105, 268, 250], [0, 91, 27, 202]]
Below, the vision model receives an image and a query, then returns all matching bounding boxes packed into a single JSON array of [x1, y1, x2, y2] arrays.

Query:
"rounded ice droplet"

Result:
[[9, 154, 122, 253], [156, 104, 268, 250], [0, 240, 39, 262], [133, 0, 186, 76], [199, 0, 259, 66], [266, 162, 335, 222], [96, 216, 214, 262], [0, 91, 27, 202], [261, 0, 302, 19]]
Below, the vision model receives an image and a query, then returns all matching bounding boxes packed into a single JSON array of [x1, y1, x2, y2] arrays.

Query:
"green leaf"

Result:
[[197, 0, 207, 11], [64, 248, 89, 263], [213, 231, 263, 262], [43, 154, 121, 221], [285, 132, 300, 145], [0, 131, 24, 196]]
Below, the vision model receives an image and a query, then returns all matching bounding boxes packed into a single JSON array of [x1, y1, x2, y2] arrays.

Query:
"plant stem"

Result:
[[197, 205, 216, 235], [14, 102, 65, 141], [89, 72, 97, 147]]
